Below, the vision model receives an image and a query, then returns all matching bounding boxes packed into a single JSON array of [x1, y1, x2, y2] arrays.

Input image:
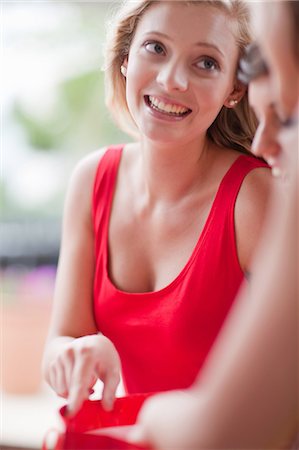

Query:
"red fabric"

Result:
[[92, 145, 268, 394], [43, 395, 151, 449], [60, 394, 152, 433]]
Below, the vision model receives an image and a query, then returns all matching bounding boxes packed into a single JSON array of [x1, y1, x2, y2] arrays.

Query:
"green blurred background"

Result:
[[1, 3, 129, 448], [3, 0, 127, 219]]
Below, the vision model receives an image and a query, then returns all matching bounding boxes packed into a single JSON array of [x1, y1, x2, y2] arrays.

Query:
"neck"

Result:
[[136, 135, 214, 204]]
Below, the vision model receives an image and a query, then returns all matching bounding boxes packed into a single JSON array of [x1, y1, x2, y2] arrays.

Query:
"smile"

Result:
[[145, 95, 192, 117]]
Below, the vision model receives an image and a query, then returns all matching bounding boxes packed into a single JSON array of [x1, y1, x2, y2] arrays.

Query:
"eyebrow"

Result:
[[142, 31, 225, 58]]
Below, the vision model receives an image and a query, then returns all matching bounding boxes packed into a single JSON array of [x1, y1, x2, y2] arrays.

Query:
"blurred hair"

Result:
[[104, 0, 257, 154]]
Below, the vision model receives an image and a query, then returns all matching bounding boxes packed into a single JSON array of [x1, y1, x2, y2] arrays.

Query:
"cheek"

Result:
[[126, 61, 153, 100], [275, 66, 299, 117], [248, 85, 259, 110], [249, 80, 272, 119], [125, 69, 145, 108], [195, 79, 231, 109]]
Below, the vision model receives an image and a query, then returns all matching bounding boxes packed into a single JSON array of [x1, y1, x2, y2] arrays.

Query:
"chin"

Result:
[[143, 128, 184, 145]]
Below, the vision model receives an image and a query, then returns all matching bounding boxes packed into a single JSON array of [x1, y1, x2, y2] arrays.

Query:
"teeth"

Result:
[[148, 96, 189, 115]]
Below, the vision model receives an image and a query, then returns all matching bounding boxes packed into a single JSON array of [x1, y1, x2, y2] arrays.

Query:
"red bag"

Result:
[[43, 394, 152, 450]]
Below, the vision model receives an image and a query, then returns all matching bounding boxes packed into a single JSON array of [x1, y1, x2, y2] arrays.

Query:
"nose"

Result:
[[156, 61, 188, 92], [251, 118, 281, 161]]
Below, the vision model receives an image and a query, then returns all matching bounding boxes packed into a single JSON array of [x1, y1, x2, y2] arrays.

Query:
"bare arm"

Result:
[[49, 155, 98, 338], [135, 173, 298, 448], [42, 148, 121, 415]]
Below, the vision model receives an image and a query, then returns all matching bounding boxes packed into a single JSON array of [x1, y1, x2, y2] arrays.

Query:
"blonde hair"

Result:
[[104, 0, 257, 153]]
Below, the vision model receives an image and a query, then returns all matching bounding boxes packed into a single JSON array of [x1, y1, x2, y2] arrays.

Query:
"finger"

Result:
[[101, 369, 120, 411], [48, 364, 67, 398], [55, 360, 69, 398], [63, 347, 74, 389], [67, 357, 95, 416], [47, 363, 57, 390]]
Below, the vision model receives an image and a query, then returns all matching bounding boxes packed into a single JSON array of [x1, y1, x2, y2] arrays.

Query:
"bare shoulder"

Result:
[[64, 147, 108, 222], [237, 165, 272, 215], [235, 164, 273, 273], [68, 147, 108, 195]]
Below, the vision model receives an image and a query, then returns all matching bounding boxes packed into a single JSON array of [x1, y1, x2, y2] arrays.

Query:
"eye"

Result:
[[280, 115, 298, 129], [144, 41, 165, 55], [196, 57, 219, 71], [273, 104, 298, 129]]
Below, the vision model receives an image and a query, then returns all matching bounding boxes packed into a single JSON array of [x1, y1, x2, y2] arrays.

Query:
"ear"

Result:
[[224, 79, 247, 108]]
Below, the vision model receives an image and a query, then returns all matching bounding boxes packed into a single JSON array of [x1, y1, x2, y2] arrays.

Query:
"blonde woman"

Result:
[[42, 0, 271, 417]]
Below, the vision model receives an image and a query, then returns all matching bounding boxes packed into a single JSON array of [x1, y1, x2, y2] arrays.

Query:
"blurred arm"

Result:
[[137, 172, 298, 448]]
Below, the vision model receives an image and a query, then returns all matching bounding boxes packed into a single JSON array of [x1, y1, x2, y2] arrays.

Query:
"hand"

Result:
[[131, 389, 201, 449], [45, 334, 121, 416]]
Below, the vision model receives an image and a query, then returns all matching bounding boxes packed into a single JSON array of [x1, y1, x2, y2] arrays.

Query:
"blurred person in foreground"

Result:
[[132, 1, 298, 448]]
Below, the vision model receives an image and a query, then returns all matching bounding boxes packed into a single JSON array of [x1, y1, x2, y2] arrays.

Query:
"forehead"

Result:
[[132, 2, 238, 54], [250, 2, 292, 58]]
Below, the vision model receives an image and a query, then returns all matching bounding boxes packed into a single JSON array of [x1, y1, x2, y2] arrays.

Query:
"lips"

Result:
[[145, 95, 192, 117]]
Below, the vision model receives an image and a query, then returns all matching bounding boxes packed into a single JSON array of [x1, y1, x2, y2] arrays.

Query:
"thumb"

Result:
[[127, 424, 148, 446]]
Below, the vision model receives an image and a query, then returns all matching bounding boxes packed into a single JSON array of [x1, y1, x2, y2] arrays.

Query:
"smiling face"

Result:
[[122, 1, 242, 146]]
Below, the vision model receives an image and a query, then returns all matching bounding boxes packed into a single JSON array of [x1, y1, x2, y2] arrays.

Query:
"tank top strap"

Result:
[[195, 154, 269, 282], [92, 145, 123, 243], [211, 154, 269, 218]]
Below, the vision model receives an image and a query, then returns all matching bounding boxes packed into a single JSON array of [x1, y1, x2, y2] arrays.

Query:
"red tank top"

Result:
[[92, 145, 268, 394]]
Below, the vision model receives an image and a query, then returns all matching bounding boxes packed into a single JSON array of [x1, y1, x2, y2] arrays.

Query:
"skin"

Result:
[[132, 2, 298, 448], [250, 1, 298, 122], [42, 2, 271, 418]]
